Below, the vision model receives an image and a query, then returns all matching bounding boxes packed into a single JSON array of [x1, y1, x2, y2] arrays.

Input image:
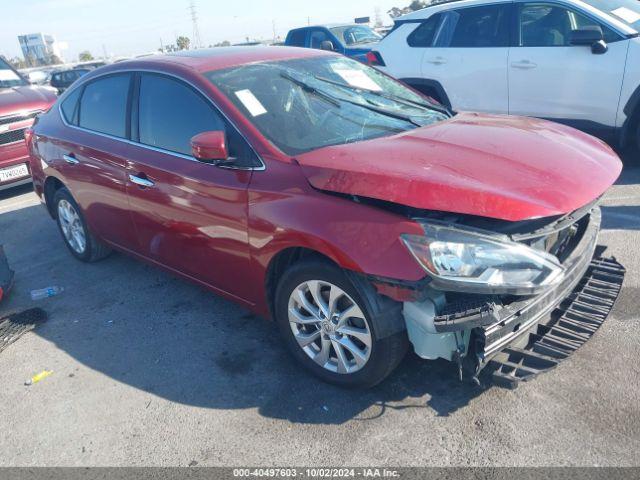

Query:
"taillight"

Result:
[[366, 51, 386, 67]]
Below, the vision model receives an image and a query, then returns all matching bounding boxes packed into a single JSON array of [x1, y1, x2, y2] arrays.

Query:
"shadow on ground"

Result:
[[1, 161, 638, 425], [0, 201, 486, 425]]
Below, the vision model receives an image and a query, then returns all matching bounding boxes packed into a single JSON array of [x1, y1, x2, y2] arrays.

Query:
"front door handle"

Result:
[[511, 60, 537, 69], [129, 174, 155, 188], [63, 154, 79, 165], [427, 57, 447, 65]]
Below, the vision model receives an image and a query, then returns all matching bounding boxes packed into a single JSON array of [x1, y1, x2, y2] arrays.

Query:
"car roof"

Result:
[[113, 46, 332, 73], [396, 0, 638, 34], [292, 23, 363, 30]]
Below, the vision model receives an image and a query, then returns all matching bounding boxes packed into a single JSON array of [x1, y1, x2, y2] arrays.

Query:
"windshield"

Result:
[[0, 58, 27, 88], [330, 25, 382, 45], [582, 0, 640, 29], [206, 56, 449, 155]]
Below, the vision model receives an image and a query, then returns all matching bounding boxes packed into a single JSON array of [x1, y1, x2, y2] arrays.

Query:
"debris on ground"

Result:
[[25, 369, 53, 386], [30, 286, 64, 301], [0, 308, 48, 354], [0, 245, 14, 304]]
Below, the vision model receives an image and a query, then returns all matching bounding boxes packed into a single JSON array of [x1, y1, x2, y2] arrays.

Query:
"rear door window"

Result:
[[407, 14, 443, 47], [61, 87, 82, 125], [78, 74, 131, 138], [435, 4, 511, 47]]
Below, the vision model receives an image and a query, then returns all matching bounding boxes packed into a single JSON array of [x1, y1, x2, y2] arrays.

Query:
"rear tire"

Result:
[[274, 258, 408, 388], [53, 187, 112, 263]]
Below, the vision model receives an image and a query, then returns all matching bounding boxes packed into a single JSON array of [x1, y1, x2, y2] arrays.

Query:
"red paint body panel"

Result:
[[28, 49, 622, 318], [297, 112, 623, 222], [0, 86, 56, 188]]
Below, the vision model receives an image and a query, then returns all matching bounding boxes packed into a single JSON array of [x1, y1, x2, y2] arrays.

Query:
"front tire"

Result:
[[53, 187, 112, 263], [274, 259, 408, 388]]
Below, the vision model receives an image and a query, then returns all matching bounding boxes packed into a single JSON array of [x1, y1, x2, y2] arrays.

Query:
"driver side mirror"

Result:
[[569, 26, 608, 54], [191, 131, 233, 165], [320, 40, 335, 51]]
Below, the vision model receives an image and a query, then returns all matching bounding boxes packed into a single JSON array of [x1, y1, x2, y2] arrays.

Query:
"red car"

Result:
[[28, 47, 625, 388], [0, 57, 56, 191]]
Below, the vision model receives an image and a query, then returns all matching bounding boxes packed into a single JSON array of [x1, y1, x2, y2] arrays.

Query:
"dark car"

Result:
[[0, 57, 56, 191], [28, 47, 624, 388], [50, 68, 90, 94], [285, 24, 382, 62]]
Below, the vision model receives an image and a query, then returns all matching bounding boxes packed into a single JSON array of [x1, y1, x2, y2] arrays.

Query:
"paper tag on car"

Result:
[[332, 69, 382, 91], [234, 89, 267, 117], [0, 70, 20, 82], [611, 7, 640, 24]]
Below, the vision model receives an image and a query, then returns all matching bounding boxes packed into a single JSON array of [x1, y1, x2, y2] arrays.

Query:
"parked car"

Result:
[[50, 68, 90, 94], [371, 0, 640, 151], [0, 57, 56, 191], [285, 24, 382, 62], [28, 47, 624, 388]]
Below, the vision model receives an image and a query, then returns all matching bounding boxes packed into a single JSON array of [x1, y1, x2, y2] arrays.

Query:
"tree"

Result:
[[176, 36, 191, 51], [388, 0, 457, 18], [79, 51, 94, 62], [214, 40, 231, 47]]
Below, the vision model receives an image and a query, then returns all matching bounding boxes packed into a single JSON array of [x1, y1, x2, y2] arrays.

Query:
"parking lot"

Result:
[[0, 147, 637, 467]]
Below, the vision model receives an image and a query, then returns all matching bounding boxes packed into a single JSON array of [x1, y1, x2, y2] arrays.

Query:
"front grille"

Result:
[[522, 212, 590, 263], [0, 128, 26, 146], [0, 111, 40, 127]]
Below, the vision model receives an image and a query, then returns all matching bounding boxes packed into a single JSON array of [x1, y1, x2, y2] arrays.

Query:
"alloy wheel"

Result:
[[58, 199, 86, 254], [288, 280, 372, 374]]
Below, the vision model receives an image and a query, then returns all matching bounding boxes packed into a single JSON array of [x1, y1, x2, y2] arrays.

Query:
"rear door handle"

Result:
[[511, 60, 537, 69], [129, 174, 155, 188], [63, 154, 79, 165], [427, 57, 447, 65]]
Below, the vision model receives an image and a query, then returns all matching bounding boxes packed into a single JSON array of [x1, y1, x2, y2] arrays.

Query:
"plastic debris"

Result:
[[25, 369, 53, 386], [30, 286, 64, 301]]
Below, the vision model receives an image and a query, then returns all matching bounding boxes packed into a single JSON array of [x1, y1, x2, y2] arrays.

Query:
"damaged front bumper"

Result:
[[401, 208, 626, 387]]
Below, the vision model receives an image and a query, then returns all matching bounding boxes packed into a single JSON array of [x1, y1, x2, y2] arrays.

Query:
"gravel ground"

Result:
[[0, 150, 638, 467]]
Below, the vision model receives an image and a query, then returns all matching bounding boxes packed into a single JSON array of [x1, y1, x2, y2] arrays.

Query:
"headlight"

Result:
[[401, 223, 565, 295]]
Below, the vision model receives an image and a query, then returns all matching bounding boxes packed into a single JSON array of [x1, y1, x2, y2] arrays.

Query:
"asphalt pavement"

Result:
[[0, 149, 638, 467]]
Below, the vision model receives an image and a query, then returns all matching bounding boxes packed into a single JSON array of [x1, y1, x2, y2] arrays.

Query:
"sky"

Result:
[[1, 0, 405, 62]]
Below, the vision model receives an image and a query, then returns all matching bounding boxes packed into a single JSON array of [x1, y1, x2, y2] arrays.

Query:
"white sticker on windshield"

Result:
[[611, 7, 640, 24], [234, 89, 267, 117], [332, 68, 382, 91], [0, 70, 20, 82]]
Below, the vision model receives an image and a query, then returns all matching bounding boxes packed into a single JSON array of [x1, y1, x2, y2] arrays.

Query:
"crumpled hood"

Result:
[[0, 86, 56, 117], [296, 113, 623, 222]]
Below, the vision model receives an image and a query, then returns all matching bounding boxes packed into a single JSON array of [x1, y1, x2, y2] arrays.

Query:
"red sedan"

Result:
[[28, 47, 624, 388]]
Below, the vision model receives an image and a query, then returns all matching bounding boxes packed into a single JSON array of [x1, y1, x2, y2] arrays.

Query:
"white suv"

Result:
[[371, 0, 640, 150]]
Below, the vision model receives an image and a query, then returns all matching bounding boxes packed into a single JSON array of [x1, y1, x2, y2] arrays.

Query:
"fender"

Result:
[[399, 77, 452, 110]]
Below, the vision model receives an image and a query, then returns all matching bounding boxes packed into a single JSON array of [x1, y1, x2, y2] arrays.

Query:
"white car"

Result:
[[371, 0, 640, 150]]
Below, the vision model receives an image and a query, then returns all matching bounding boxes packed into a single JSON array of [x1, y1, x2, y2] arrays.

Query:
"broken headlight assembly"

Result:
[[401, 222, 565, 295]]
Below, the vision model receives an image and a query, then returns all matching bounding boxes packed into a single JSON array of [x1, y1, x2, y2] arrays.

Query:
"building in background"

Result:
[[18, 33, 63, 66]]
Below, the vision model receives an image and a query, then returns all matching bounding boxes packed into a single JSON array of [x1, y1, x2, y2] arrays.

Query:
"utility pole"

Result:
[[272, 19, 277, 44], [160, 37, 164, 52], [189, 0, 203, 49]]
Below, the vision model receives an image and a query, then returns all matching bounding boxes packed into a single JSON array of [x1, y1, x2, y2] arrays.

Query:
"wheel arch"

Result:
[[43, 175, 66, 219], [400, 77, 452, 109], [621, 84, 640, 148]]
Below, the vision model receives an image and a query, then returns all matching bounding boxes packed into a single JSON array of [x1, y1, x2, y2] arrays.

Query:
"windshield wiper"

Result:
[[280, 72, 341, 108], [314, 75, 451, 116], [280, 71, 420, 127]]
